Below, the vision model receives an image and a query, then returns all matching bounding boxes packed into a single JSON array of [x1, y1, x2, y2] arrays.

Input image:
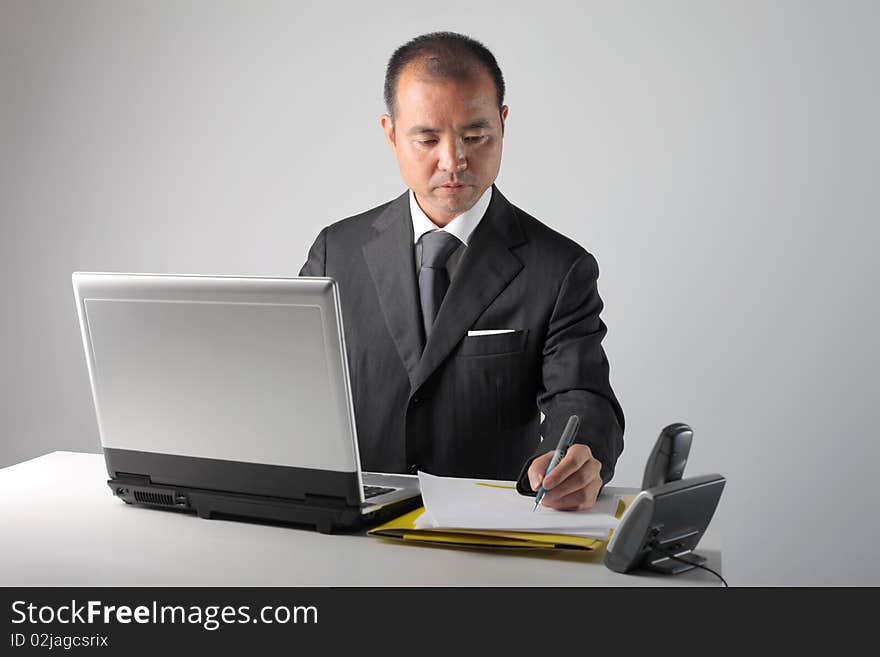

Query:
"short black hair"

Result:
[[383, 31, 505, 118]]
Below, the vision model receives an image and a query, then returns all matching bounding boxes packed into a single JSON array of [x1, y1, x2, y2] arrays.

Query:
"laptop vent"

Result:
[[133, 490, 175, 506]]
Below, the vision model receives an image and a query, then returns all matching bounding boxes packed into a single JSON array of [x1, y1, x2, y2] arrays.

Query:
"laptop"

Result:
[[72, 272, 421, 533]]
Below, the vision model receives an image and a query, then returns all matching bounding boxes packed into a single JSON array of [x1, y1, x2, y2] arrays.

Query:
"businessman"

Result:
[[300, 32, 624, 510]]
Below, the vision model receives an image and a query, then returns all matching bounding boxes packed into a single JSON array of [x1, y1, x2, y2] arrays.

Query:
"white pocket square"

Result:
[[467, 329, 515, 336]]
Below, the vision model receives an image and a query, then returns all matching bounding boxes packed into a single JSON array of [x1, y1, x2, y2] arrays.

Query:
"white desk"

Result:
[[0, 452, 722, 586]]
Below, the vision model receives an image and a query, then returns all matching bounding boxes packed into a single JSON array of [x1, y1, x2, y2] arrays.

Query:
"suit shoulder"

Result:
[[509, 203, 598, 270], [323, 198, 395, 239]]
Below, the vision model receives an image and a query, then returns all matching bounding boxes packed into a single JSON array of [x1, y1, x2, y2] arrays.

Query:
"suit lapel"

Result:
[[362, 191, 425, 390], [363, 186, 528, 395], [411, 186, 526, 393]]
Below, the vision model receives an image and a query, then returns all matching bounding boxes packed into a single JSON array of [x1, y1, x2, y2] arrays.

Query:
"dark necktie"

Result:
[[418, 230, 462, 341]]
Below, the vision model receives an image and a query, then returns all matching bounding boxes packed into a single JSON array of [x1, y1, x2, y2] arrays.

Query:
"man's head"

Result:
[[381, 32, 508, 227]]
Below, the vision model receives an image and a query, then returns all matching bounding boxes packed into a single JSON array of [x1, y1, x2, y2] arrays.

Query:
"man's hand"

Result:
[[527, 444, 603, 511]]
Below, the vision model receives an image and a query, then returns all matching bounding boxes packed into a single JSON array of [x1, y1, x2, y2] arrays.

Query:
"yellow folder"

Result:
[[368, 498, 629, 551]]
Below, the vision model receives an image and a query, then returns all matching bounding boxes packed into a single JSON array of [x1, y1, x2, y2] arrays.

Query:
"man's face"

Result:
[[381, 64, 508, 226]]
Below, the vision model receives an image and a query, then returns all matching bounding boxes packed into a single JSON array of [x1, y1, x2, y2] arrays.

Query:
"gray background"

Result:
[[1, 0, 877, 585]]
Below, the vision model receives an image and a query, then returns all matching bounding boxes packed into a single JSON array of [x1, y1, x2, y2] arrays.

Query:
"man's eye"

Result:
[[464, 135, 487, 143], [418, 139, 438, 145]]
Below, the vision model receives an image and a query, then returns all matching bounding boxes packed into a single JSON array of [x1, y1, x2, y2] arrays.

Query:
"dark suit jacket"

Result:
[[299, 185, 624, 489]]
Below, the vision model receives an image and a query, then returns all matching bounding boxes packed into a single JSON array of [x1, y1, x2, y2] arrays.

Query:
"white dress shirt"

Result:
[[410, 186, 493, 279]]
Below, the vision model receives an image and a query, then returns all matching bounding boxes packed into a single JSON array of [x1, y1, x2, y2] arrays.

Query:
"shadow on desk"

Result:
[[370, 535, 722, 584]]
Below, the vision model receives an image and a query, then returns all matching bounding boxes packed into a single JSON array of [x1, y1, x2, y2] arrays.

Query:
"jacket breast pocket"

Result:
[[457, 329, 529, 357]]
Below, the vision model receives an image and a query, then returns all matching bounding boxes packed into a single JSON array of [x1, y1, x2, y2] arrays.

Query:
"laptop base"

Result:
[[109, 475, 421, 534]]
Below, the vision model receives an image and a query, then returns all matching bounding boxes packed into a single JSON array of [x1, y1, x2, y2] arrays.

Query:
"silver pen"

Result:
[[533, 415, 580, 511]]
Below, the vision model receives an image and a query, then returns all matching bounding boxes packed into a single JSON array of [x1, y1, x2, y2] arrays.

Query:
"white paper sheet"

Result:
[[416, 471, 621, 534], [412, 509, 611, 539]]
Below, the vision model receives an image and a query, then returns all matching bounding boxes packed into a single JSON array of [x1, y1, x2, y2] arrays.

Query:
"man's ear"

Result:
[[500, 105, 509, 136], [380, 114, 396, 149]]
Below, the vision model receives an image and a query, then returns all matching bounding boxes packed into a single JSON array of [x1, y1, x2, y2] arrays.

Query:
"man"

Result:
[[299, 32, 624, 511]]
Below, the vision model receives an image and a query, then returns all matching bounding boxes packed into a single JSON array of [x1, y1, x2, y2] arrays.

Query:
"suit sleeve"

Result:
[[516, 251, 625, 494], [299, 226, 328, 277]]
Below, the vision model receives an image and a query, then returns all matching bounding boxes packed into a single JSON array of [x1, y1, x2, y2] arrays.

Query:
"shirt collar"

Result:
[[409, 186, 493, 246]]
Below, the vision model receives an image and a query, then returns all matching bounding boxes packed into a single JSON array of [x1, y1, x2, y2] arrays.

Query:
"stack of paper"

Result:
[[368, 472, 627, 551], [415, 471, 621, 539]]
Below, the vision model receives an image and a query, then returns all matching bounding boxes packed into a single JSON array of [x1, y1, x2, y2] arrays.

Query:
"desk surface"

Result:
[[0, 452, 722, 586]]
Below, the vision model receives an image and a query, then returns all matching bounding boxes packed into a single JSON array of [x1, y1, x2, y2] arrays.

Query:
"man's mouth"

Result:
[[438, 182, 468, 195]]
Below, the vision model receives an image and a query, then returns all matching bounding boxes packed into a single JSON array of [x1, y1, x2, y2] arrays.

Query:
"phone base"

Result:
[[647, 550, 707, 575]]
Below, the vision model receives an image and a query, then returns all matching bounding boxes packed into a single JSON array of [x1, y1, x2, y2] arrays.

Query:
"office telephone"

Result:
[[604, 422, 726, 582]]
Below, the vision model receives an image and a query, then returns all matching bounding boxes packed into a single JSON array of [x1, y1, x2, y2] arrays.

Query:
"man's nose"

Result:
[[438, 139, 467, 172]]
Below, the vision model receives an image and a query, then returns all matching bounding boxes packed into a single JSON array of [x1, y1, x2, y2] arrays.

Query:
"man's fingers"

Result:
[[527, 451, 554, 491], [540, 458, 601, 502], [541, 475, 603, 511], [541, 444, 592, 490]]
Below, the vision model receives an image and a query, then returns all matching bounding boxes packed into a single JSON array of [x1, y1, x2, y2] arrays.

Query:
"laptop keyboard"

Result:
[[363, 485, 396, 499]]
